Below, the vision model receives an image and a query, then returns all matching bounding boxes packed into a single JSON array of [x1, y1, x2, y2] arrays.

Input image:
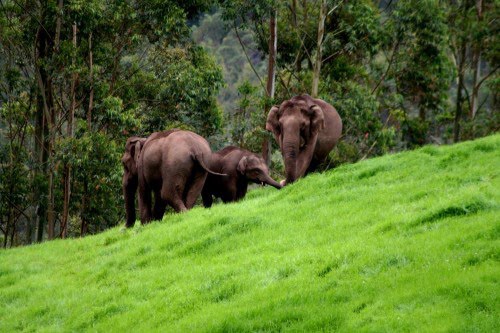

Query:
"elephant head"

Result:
[[122, 136, 146, 227], [266, 99, 325, 184], [237, 154, 282, 189], [122, 137, 146, 177]]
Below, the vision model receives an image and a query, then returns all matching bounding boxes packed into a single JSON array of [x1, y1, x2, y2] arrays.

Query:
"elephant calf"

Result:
[[201, 146, 282, 207]]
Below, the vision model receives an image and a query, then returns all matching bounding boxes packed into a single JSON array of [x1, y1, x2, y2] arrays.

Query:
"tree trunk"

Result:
[[453, 39, 467, 143], [34, 97, 47, 242], [9, 211, 17, 247], [262, 9, 277, 165], [81, 181, 88, 236], [419, 107, 426, 122], [87, 32, 93, 129], [312, 0, 327, 97], [61, 22, 78, 238], [46, 73, 57, 240], [47, 142, 55, 240], [54, 0, 64, 52], [469, 0, 483, 121], [34, 19, 51, 243], [3, 209, 12, 248]]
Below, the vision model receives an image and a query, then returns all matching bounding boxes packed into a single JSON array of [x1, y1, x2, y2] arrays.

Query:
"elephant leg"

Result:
[[184, 170, 208, 209], [138, 181, 153, 224], [306, 158, 320, 175], [161, 177, 187, 213], [123, 176, 138, 228], [221, 184, 237, 203], [235, 184, 248, 202], [201, 188, 213, 208], [152, 189, 167, 221]]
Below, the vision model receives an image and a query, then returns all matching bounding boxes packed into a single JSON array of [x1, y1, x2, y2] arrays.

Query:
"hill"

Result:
[[1, 135, 499, 332]]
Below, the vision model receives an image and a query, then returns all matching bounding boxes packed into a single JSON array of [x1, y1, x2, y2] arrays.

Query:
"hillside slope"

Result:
[[1, 136, 499, 332]]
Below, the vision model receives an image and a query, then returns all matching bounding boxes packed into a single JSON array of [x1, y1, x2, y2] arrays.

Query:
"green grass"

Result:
[[1, 135, 499, 332]]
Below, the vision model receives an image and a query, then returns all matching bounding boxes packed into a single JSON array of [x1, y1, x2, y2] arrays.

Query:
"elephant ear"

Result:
[[237, 156, 249, 174], [132, 139, 145, 166], [309, 104, 325, 135], [265, 105, 280, 135]]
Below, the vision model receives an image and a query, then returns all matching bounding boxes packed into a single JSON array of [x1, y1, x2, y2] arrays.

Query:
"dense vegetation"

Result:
[[0, 0, 498, 246], [0, 135, 498, 331]]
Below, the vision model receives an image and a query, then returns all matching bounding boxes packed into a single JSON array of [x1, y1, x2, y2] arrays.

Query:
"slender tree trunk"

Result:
[[87, 32, 93, 129], [419, 107, 426, 122], [469, 0, 483, 121], [61, 22, 77, 238], [47, 133, 55, 239], [291, 0, 304, 73], [26, 206, 34, 245], [35, 97, 47, 242], [3, 210, 11, 248], [46, 72, 57, 240], [81, 181, 88, 236], [312, 0, 327, 97], [9, 212, 16, 247], [454, 39, 467, 142], [262, 9, 277, 165], [34, 20, 50, 242], [32, 3, 59, 241], [54, 0, 63, 51]]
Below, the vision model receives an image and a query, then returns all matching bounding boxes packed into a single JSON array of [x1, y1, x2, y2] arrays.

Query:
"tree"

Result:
[[0, 0, 223, 245]]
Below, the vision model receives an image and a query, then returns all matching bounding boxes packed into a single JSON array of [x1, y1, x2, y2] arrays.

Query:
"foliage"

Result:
[[1, 0, 499, 245], [326, 81, 396, 164], [0, 135, 498, 330], [192, 12, 267, 117], [56, 131, 123, 235], [0, 97, 33, 247], [390, 0, 454, 120], [135, 44, 224, 136], [0, 0, 223, 244]]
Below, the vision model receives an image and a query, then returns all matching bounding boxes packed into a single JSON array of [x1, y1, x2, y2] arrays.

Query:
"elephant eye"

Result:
[[249, 169, 260, 176]]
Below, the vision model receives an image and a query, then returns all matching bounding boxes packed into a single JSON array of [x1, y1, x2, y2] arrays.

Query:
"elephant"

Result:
[[122, 136, 147, 227], [201, 146, 282, 207], [121, 129, 180, 227], [266, 94, 342, 185], [135, 129, 224, 225]]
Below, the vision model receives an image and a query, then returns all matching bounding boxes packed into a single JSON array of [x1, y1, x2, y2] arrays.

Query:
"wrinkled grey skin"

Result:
[[122, 136, 147, 227], [266, 94, 342, 185], [134, 130, 224, 226], [201, 146, 282, 207], [121, 130, 181, 227]]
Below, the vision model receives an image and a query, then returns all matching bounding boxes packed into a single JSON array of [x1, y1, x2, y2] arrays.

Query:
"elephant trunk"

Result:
[[263, 174, 283, 189], [282, 126, 300, 184]]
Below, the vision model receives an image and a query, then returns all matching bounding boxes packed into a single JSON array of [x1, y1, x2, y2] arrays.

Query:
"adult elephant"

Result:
[[266, 94, 342, 185], [122, 129, 180, 227], [136, 130, 224, 225], [201, 146, 282, 207], [122, 136, 147, 227]]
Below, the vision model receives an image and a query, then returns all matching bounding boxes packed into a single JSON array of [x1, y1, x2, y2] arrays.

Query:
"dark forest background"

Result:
[[0, 0, 498, 247]]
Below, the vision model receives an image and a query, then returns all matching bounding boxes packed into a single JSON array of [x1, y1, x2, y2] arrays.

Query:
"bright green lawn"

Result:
[[1, 135, 499, 332]]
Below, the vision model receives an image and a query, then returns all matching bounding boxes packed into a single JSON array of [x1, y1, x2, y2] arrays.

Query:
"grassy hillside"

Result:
[[1, 135, 499, 332]]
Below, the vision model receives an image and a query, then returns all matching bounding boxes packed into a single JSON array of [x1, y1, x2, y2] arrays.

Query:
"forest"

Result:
[[0, 0, 498, 247]]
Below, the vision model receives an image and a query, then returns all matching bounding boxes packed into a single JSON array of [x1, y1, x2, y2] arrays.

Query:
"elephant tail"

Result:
[[193, 154, 228, 176]]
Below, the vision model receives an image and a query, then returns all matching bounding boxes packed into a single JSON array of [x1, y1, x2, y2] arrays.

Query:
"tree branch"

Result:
[[372, 39, 400, 94], [233, 23, 266, 92], [476, 65, 499, 90]]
